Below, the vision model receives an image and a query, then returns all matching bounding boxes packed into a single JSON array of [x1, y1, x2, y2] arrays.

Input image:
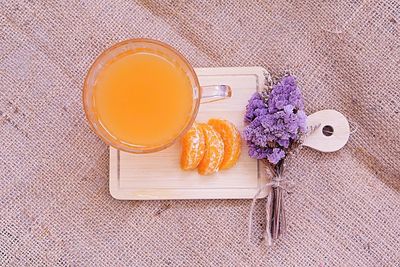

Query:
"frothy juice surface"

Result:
[[92, 50, 193, 148]]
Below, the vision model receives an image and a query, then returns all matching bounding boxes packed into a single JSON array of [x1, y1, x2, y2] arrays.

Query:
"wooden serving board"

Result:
[[109, 67, 269, 200]]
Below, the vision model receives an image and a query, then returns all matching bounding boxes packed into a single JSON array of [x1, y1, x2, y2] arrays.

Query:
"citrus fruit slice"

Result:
[[197, 124, 224, 175], [180, 123, 206, 170], [208, 119, 241, 170]]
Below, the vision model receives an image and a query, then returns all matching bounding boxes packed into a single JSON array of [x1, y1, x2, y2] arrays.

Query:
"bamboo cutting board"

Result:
[[109, 67, 269, 200]]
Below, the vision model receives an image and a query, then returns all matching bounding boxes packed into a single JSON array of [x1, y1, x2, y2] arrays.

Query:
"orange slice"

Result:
[[208, 119, 241, 170], [198, 124, 224, 175], [180, 123, 206, 170]]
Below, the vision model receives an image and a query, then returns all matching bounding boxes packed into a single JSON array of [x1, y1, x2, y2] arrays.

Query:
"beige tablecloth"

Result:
[[1, 1, 400, 266]]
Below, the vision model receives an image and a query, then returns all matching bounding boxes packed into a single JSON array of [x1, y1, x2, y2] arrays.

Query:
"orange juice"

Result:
[[92, 50, 193, 148]]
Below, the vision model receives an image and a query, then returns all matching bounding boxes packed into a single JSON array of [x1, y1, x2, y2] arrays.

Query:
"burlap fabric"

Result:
[[1, 1, 400, 266]]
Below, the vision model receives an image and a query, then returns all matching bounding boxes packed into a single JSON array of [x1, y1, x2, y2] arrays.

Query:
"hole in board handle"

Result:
[[322, 125, 334, 136]]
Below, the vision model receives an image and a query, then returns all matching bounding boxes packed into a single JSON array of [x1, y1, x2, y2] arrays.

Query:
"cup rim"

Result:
[[82, 38, 201, 153]]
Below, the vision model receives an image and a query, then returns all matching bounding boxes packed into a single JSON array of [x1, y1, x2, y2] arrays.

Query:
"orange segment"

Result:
[[198, 124, 224, 175], [180, 123, 205, 170], [208, 119, 241, 170]]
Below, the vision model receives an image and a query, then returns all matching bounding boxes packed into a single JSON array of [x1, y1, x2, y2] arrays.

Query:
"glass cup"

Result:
[[83, 39, 231, 153]]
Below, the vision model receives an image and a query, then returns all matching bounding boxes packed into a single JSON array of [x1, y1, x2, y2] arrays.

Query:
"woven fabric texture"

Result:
[[1, 1, 400, 266]]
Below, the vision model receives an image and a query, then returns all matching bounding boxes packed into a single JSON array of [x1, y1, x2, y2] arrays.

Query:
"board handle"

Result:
[[304, 109, 351, 152]]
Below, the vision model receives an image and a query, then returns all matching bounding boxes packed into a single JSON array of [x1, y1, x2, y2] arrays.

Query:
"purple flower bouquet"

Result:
[[245, 73, 307, 245]]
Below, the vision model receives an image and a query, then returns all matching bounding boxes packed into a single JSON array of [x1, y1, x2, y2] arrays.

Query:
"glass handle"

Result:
[[200, 85, 232, 103]]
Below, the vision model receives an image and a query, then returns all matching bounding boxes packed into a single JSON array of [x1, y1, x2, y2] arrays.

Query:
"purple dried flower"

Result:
[[267, 148, 286, 165], [243, 74, 307, 164], [268, 76, 304, 113], [248, 144, 270, 160], [244, 92, 267, 123]]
